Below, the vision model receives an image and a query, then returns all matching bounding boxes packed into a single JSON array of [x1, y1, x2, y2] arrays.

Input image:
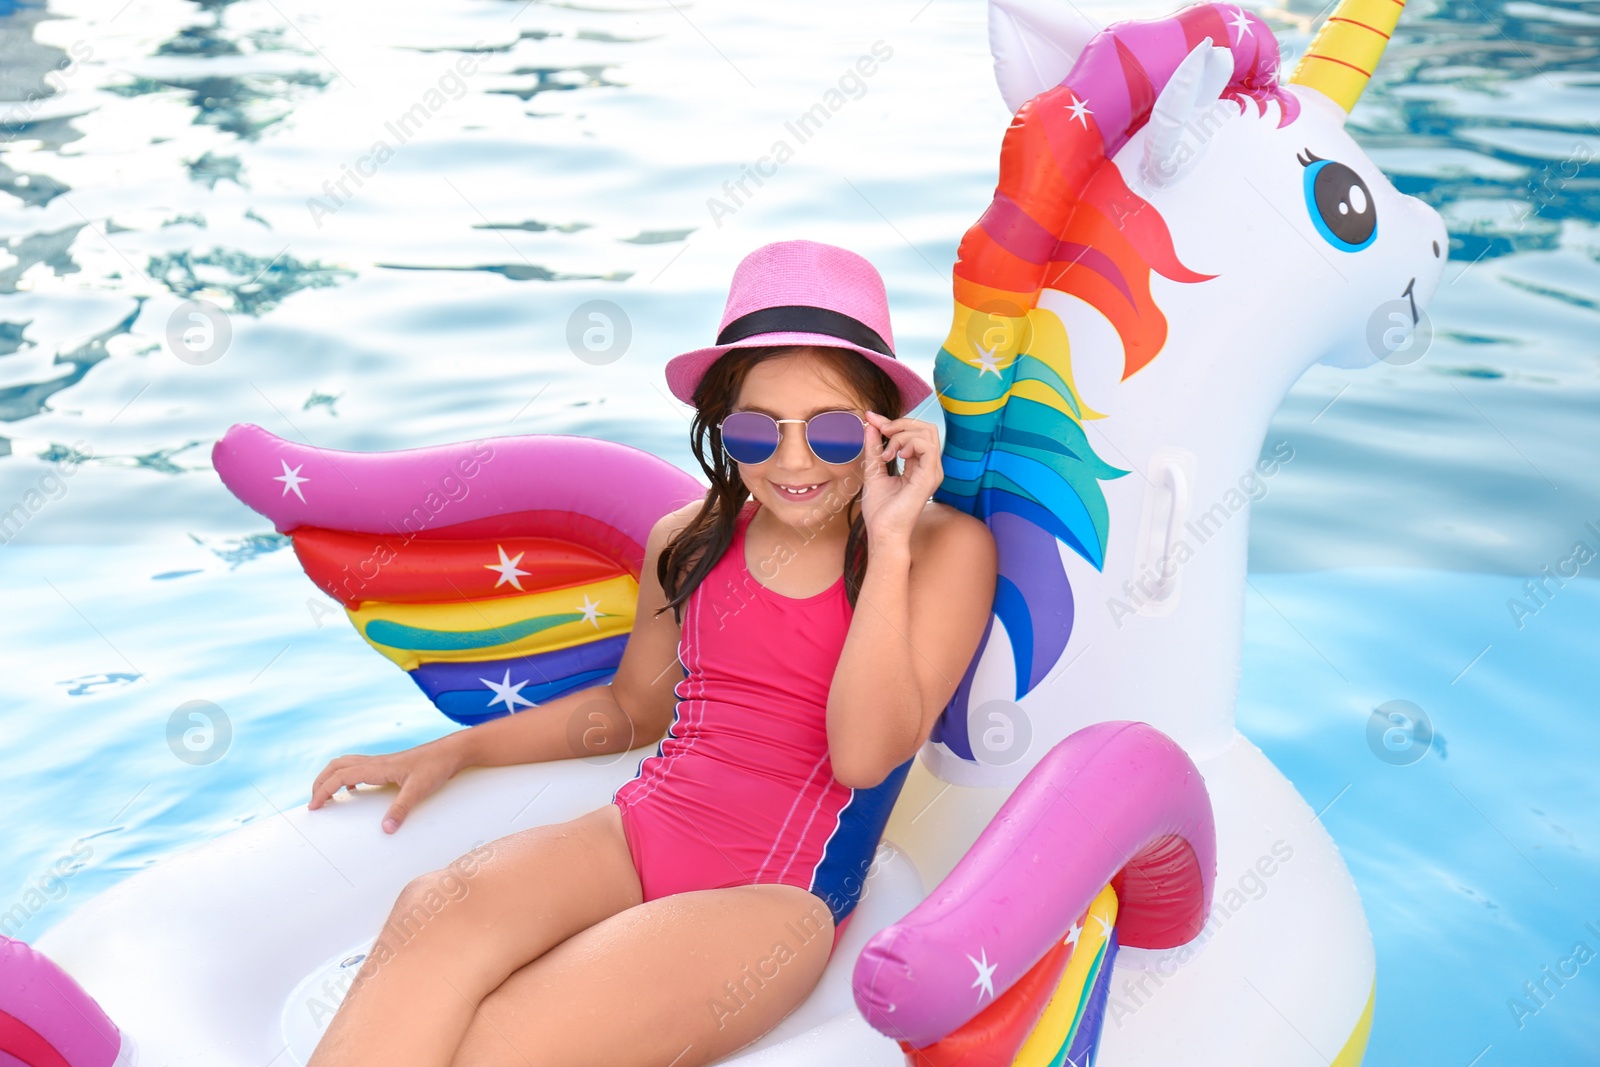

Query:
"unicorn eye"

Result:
[[1298, 150, 1377, 252]]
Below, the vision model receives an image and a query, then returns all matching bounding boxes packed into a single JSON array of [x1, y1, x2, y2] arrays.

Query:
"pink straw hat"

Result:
[[664, 240, 933, 413]]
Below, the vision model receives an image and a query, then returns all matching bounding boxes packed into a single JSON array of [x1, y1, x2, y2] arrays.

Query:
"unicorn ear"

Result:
[[1140, 42, 1236, 189], [989, 0, 1101, 114]]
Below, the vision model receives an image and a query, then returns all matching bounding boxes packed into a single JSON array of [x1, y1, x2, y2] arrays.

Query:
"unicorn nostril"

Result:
[[1432, 240, 1440, 257]]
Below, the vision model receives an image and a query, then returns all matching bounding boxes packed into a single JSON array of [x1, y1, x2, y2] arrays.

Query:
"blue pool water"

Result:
[[0, 0, 1595, 1063]]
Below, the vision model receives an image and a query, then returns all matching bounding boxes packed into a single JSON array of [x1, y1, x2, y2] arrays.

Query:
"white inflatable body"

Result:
[[29, 0, 1446, 1062], [31, 734, 1370, 1065], [32, 736, 1370, 1066], [33, 758, 924, 1065]]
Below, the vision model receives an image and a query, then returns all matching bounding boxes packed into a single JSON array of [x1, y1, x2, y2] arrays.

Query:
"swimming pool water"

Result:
[[1, 0, 1596, 1062]]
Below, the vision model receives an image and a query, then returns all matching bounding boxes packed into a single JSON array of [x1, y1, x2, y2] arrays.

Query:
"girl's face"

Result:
[[726, 348, 872, 532]]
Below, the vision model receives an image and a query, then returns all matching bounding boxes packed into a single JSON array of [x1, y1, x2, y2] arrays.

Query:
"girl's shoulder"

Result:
[[908, 499, 995, 560], [650, 496, 731, 575], [649, 500, 700, 547]]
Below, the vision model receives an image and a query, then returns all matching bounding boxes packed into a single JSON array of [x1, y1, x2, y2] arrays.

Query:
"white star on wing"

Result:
[[1065, 94, 1093, 127], [274, 459, 309, 502], [1091, 910, 1111, 936], [1228, 6, 1253, 39], [967, 947, 997, 1002], [484, 545, 531, 590], [480, 668, 535, 711], [1065, 920, 1084, 949], [968, 343, 1004, 378], [576, 593, 605, 627]]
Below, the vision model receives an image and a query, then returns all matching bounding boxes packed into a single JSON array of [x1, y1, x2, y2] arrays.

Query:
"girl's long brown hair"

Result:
[[654, 344, 906, 624]]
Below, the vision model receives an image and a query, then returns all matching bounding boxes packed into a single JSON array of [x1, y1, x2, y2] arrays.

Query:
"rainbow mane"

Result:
[[932, 3, 1298, 760]]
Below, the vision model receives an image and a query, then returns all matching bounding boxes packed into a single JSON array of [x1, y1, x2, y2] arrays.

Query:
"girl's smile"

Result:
[[772, 481, 826, 501]]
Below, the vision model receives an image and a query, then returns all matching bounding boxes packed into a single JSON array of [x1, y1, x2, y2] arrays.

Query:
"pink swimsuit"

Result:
[[611, 499, 913, 954]]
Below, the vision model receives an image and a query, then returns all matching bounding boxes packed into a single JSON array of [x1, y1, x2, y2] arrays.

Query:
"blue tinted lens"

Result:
[[720, 411, 778, 464], [807, 411, 864, 464]]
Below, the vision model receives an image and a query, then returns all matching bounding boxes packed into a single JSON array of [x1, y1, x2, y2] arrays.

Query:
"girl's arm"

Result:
[[444, 502, 694, 770], [308, 502, 693, 831], [439, 681, 632, 772], [826, 413, 998, 789], [826, 507, 996, 788]]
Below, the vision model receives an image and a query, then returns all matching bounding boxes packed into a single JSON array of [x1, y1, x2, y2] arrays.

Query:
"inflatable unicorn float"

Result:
[[6, 0, 1444, 1063]]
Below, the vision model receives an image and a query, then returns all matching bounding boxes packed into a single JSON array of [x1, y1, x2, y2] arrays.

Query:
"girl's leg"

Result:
[[449, 883, 837, 1067], [308, 803, 644, 1067]]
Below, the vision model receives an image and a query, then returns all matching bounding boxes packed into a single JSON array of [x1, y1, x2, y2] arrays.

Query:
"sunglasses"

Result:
[[718, 409, 866, 466]]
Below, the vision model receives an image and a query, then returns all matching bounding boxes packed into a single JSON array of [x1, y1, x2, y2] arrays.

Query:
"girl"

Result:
[[304, 240, 997, 1067]]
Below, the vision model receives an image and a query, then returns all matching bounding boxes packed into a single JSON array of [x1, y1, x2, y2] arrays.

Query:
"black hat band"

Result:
[[716, 304, 894, 358]]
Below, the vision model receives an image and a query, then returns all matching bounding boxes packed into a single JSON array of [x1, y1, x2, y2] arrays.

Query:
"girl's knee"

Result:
[[373, 867, 516, 1004], [386, 865, 484, 941], [392, 840, 497, 915]]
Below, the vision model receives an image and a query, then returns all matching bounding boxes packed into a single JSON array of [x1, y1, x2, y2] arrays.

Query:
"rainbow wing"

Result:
[[213, 424, 704, 724], [1011, 884, 1119, 1067], [894, 884, 1120, 1067]]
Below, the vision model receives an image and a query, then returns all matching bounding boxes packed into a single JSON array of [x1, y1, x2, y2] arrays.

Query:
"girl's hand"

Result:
[[308, 735, 467, 834], [860, 410, 943, 551]]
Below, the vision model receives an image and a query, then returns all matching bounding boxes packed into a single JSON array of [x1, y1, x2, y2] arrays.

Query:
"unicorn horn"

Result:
[[1287, 0, 1407, 115]]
